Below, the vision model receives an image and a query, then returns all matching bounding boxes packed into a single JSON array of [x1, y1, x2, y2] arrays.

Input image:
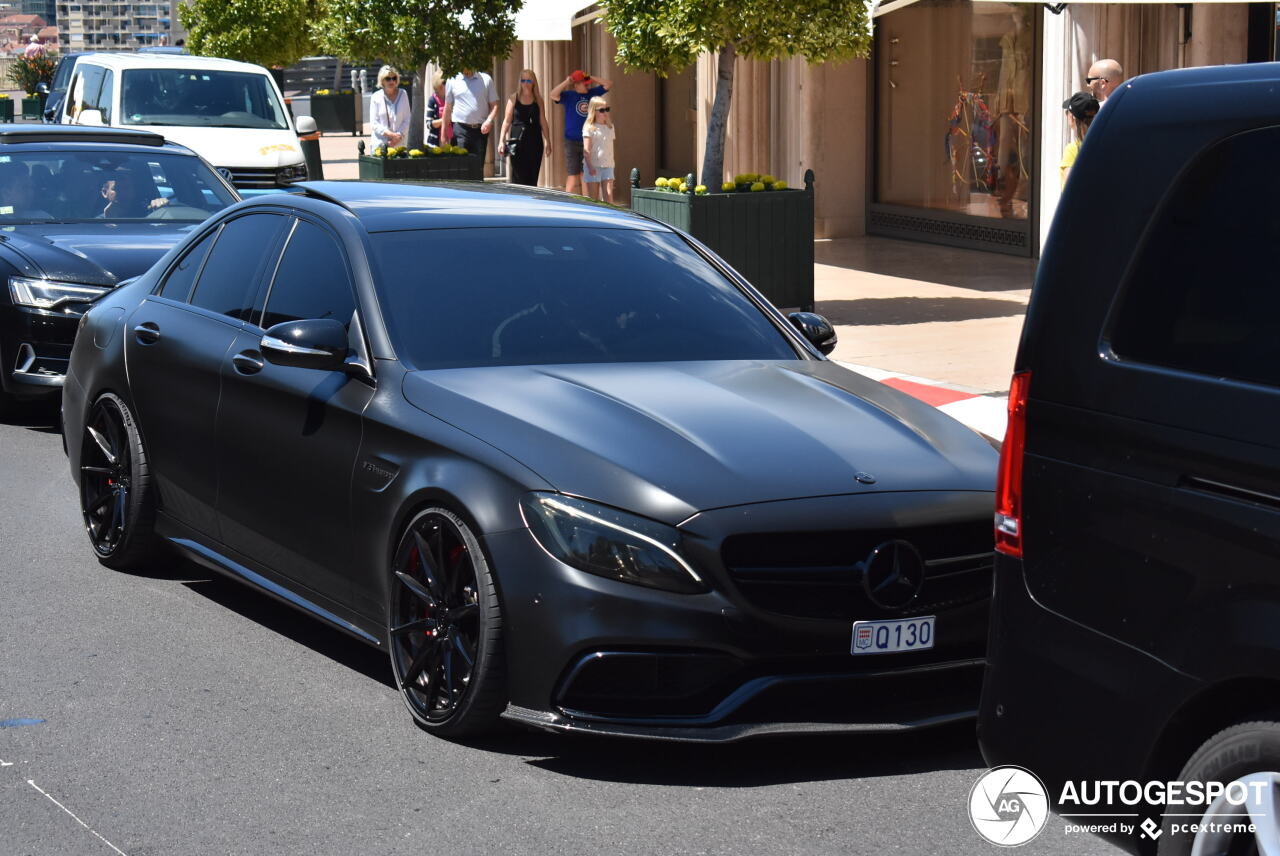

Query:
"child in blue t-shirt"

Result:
[[549, 70, 612, 196]]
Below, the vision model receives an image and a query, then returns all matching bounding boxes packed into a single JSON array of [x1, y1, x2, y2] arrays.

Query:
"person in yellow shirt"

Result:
[[1060, 91, 1099, 189]]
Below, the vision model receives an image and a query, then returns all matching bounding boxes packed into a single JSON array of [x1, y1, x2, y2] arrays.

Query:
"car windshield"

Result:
[[370, 228, 802, 369], [121, 68, 289, 129], [0, 150, 239, 223]]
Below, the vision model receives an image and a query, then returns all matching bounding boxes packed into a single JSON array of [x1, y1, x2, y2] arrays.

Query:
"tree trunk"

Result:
[[701, 42, 736, 189], [408, 62, 428, 149]]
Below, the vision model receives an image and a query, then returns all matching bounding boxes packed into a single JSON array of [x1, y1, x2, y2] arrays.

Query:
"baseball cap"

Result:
[[571, 70, 591, 83], [1062, 90, 1099, 122]]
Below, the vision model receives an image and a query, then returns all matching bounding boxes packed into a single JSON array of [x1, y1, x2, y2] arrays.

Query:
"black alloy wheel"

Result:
[[388, 507, 506, 736], [78, 393, 162, 569]]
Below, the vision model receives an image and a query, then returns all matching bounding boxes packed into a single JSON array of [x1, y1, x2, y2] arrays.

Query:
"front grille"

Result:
[[722, 523, 993, 621], [225, 167, 281, 189]]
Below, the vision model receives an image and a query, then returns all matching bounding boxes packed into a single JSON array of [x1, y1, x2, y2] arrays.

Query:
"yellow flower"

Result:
[[761, 174, 777, 185], [409, 149, 424, 158], [655, 177, 669, 188], [430, 146, 443, 155], [750, 181, 765, 192], [772, 180, 788, 190], [694, 185, 707, 195], [721, 181, 735, 192], [678, 182, 688, 193]]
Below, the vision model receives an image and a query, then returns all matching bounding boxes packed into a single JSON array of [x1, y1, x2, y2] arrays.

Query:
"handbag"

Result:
[[506, 123, 526, 159]]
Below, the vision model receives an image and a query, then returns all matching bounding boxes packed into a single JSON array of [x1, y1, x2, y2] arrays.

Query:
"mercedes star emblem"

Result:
[[860, 540, 926, 610]]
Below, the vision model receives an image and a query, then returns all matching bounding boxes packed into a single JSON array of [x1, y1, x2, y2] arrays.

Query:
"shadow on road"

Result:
[[3, 399, 61, 433], [815, 236, 1035, 294], [819, 296, 1027, 327], [174, 559, 986, 787]]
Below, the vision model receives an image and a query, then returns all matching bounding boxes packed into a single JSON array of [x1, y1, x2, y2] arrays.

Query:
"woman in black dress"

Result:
[[498, 69, 551, 186]]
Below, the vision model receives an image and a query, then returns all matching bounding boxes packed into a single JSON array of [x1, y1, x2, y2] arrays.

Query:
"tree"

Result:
[[319, 0, 521, 146], [9, 48, 56, 95], [603, 0, 872, 187], [179, 0, 323, 68]]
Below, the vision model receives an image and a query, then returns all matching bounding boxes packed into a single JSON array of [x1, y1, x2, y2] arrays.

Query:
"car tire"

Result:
[[1156, 719, 1280, 856], [386, 506, 507, 737], [78, 392, 164, 570]]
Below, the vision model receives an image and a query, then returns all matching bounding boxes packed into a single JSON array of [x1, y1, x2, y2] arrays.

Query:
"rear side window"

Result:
[[159, 229, 216, 301], [190, 213, 285, 320], [259, 220, 355, 330], [1109, 126, 1280, 388]]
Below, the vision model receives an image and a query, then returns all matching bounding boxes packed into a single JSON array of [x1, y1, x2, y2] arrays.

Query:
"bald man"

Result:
[[1086, 59, 1124, 105]]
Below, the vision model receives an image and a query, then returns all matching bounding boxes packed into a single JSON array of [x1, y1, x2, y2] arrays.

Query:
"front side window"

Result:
[[159, 228, 216, 301], [1109, 126, 1280, 387], [189, 213, 286, 320], [120, 68, 288, 129], [260, 220, 355, 330], [0, 150, 238, 223], [370, 228, 801, 370]]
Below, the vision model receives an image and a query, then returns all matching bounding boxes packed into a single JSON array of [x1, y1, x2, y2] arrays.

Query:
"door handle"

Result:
[[232, 350, 265, 375], [133, 322, 160, 344]]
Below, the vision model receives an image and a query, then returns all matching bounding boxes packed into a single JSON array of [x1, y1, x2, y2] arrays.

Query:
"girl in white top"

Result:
[[370, 65, 410, 151], [582, 96, 616, 203]]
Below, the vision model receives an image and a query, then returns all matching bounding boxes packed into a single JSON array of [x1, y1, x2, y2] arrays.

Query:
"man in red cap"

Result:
[[549, 70, 612, 195]]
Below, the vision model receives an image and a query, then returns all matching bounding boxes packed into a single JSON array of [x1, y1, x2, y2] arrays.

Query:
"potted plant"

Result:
[[357, 141, 484, 181], [0, 94, 13, 123], [630, 169, 816, 311], [309, 87, 360, 135], [9, 48, 56, 120]]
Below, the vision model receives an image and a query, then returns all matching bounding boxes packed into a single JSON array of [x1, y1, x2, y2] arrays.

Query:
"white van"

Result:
[[59, 53, 308, 193]]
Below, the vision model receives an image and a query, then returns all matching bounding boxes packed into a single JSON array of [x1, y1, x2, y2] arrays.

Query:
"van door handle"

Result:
[[133, 322, 160, 344], [231, 350, 264, 375]]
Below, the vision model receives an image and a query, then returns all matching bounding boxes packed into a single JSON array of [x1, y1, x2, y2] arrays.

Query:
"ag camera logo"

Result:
[[969, 766, 1050, 846]]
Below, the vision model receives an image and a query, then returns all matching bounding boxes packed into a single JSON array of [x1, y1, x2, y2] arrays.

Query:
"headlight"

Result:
[[277, 163, 308, 183], [8, 277, 109, 312], [520, 493, 707, 594]]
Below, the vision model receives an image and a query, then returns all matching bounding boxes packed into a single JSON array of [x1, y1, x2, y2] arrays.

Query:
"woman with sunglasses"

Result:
[[581, 97, 615, 203], [498, 69, 551, 186], [370, 65, 410, 152]]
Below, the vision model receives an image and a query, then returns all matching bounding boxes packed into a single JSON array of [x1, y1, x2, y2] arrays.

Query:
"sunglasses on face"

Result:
[[1085, 76, 1105, 84], [597, 107, 610, 113], [385, 76, 398, 82], [520, 78, 533, 83]]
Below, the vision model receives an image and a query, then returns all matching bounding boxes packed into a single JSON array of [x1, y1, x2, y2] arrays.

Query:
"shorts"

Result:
[[584, 164, 614, 182], [563, 137, 585, 175]]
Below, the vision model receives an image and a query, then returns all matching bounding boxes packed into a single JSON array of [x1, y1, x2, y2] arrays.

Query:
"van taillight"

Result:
[[995, 371, 1031, 557]]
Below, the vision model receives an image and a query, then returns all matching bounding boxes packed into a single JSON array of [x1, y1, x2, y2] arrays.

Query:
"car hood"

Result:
[[133, 125, 304, 168], [402, 360, 997, 525], [0, 222, 195, 287]]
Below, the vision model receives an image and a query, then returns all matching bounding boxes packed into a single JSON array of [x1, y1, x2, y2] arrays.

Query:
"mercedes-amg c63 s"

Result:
[[64, 181, 997, 740]]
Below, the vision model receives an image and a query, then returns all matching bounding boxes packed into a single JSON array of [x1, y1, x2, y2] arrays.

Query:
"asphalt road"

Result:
[[0, 404, 1124, 856]]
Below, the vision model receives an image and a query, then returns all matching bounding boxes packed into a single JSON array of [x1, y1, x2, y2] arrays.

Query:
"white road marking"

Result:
[[0, 759, 12, 766], [27, 779, 129, 856]]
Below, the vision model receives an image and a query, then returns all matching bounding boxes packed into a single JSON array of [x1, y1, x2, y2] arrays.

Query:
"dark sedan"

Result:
[[64, 181, 997, 740], [0, 125, 240, 417]]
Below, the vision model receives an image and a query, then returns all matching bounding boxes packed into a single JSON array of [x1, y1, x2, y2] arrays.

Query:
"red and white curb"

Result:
[[837, 362, 1009, 442]]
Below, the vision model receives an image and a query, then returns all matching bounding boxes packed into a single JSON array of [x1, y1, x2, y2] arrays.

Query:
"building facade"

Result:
[[505, 1, 1271, 257], [57, 1, 173, 51]]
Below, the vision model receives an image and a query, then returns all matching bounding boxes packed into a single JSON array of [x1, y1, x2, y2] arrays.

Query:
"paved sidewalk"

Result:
[[315, 132, 1035, 438]]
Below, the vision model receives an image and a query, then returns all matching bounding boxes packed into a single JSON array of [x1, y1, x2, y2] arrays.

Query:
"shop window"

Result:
[[1110, 126, 1280, 387], [874, 0, 1036, 222]]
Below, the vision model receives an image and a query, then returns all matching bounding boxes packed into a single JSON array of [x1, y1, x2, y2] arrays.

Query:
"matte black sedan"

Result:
[[64, 181, 998, 740], [0, 125, 239, 417]]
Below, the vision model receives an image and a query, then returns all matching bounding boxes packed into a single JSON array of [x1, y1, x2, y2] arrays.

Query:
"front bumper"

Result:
[[488, 490, 994, 741], [0, 303, 80, 400]]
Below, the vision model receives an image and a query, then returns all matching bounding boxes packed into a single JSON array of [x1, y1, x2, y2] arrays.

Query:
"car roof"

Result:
[[0, 124, 196, 155], [71, 53, 271, 74], [295, 180, 671, 233]]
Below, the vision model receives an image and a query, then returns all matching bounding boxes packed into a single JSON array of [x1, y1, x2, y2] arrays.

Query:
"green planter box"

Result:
[[20, 97, 41, 120], [309, 91, 358, 135], [356, 146, 484, 181], [0, 100, 13, 123], [629, 170, 816, 311]]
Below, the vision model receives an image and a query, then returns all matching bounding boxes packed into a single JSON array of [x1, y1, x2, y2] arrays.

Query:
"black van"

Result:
[[977, 63, 1280, 855]]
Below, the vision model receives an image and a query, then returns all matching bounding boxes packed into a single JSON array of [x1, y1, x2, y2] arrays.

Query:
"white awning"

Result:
[[875, 0, 1272, 14], [514, 0, 594, 41]]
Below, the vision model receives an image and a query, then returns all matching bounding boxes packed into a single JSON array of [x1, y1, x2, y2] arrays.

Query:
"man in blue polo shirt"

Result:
[[549, 69, 612, 195]]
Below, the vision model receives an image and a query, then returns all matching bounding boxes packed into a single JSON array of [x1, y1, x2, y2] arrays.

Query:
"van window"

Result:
[[1109, 126, 1280, 388], [95, 70, 115, 123], [70, 63, 105, 121], [119, 68, 288, 130]]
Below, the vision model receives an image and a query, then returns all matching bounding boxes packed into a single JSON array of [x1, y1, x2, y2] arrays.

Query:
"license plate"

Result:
[[850, 616, 935, 655]]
